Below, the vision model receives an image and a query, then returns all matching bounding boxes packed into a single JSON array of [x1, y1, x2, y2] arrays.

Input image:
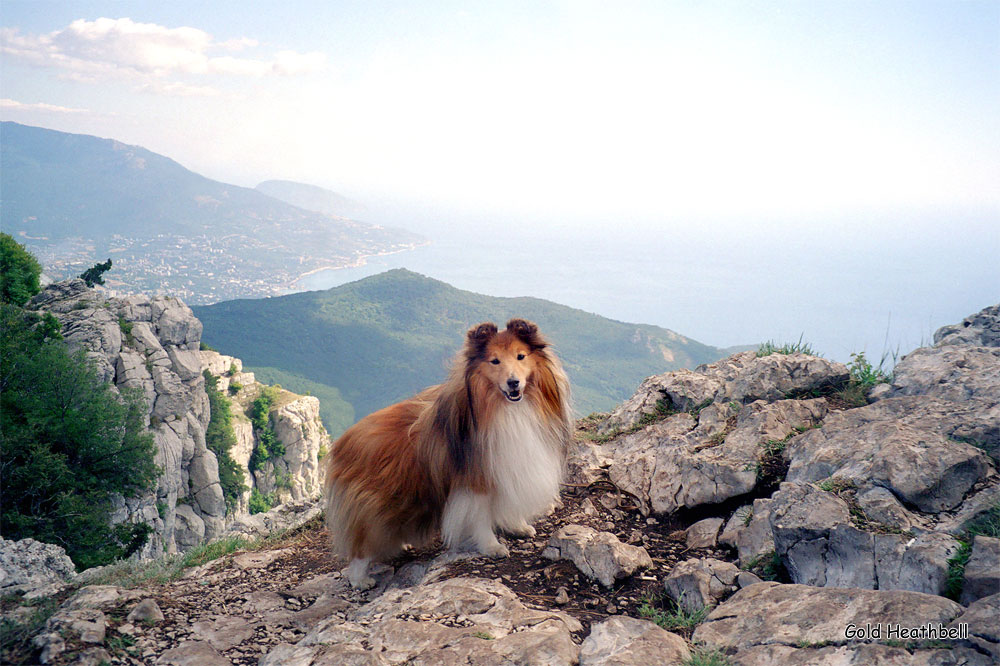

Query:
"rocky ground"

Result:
[[3, 305, 999, 665]]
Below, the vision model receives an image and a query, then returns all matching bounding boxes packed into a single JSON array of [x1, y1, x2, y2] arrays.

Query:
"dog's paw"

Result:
[[348, 574, 376, 591], [505, 522, 536, 538], [479, 541, 510, 558]]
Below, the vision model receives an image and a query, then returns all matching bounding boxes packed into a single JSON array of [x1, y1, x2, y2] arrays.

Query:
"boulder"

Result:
[[954, 593, 1000, 660], [597, 398, 826, 516], [685, 518, 724, 549], [887, 345, 1000, 404], [0, 536, 77, 599], [663, 558, 740, 612], [785, 399, 990, 513], [693, 582, 981, 664], [543, 524, 653, 588], [769, 482, 961, 594], [961, 536, 1000, 606], [600, 351, 846, 435], [579, 616, 690, 665]]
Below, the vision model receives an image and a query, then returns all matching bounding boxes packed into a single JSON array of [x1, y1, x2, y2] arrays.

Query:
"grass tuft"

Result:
[[757, 335, 818, 358], [638, 593, 710, 631], [684, 646, 733, 666], [943, 502, 1000, 601]]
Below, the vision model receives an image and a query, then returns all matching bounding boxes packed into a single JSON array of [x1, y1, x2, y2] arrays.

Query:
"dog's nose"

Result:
[[507, 377, 520, 390]]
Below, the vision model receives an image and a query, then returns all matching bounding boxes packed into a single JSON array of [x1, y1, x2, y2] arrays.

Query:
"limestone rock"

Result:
[[954, 593, 1000, 660], [887, 345, 1000, 404], [28, 280, 226, 558], [543, 524, 653, 587], [736, 498, 775, 567], [189, 616, 255, 651], [156, 640, 231, 666], [173, 504, 206, 551], [46, 608, 106, 644], [126, 598, 165, 624], [598, 398, 827, 516], [685, 518, 724, 549], [769, 482, 961, 594], [785, 398, 990, 513], [663, 558, 741, 612], [961, 536, 1000, 606], [579, 616, 690, 665], [934, 304, 1000, 347], [0, 536, 77, 599], [719, 507, 748, 548], [600, 351, 846, 435], [269, 395, 326, 500], [223, 498, 322, 541], [262, 577, 581, 666], [693, 582, 965, 654]]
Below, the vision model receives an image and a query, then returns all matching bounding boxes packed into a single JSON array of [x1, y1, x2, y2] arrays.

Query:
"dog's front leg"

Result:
[[344, 557, 376, 590], [442, 488, 509, 557]]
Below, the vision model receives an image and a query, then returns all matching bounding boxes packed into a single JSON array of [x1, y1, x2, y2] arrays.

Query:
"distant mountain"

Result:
[[0, 122, 423, 303], [192, 269, 734, 435], [255, 180, 364, 218]]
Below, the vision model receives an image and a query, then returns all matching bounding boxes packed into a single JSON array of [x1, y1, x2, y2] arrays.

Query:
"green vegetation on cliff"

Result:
[[203, 371, 248, 514], [0, 239, 159, 569], [194, 269, 732, 433], [0, 306, 158, 569]]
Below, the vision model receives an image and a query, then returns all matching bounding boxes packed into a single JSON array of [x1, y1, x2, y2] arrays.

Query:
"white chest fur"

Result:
[[481, 404, 563, 529]]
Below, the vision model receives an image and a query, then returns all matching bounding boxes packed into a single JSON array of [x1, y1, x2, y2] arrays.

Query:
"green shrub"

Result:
[[838, 350, 895, 406], [79, 258, 112, 287], [203, 371, 248, 514], [0, 233, 41, 306], [1, 303, 159, 569], [228, 381, 243, 395], [249, 386, 284, 471], [248, 488, 276, 514]]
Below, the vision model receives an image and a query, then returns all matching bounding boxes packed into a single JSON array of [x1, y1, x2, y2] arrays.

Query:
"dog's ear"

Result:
[[506, 318, 546, 349], [466, 322, 497, 352]]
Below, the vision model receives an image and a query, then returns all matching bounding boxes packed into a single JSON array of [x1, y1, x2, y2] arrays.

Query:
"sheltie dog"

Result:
[[324, 318, 572, 589]]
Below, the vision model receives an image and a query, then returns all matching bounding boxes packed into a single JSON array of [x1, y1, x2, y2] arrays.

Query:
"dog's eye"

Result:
[[490, 358, 500, 365], [517, 353, 525, 360]]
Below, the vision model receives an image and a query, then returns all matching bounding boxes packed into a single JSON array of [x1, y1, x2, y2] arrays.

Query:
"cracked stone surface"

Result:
[[769, 482, 962, 594], [693, 582, 992, 665]]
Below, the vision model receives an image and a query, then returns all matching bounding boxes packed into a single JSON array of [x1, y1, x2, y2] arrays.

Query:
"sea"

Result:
[[291, 205, 999, 366]]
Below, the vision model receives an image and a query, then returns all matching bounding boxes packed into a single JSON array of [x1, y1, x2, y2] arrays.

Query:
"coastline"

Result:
[[288, 240, 431, 288]]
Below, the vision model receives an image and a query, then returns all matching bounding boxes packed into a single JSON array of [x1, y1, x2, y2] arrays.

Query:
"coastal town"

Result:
[[27, 231, 426, 304]]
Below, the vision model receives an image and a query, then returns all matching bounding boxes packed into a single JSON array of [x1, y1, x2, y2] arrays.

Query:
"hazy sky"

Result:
[[2, 0, 998, 222]]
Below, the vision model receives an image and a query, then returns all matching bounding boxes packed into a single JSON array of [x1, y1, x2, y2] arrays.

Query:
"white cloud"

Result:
[[0, 98, 90, 114], [135, 82, 222, 98], [0, 17, 326, 86]]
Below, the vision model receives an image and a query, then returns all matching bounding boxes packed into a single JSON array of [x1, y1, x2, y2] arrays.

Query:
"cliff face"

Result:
[[200, 350, 325, 510], [26, 280, 326, 558]]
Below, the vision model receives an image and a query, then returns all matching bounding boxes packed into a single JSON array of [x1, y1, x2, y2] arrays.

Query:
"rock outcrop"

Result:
[[6, 302, 998, 666], [26, 280, 328, 559], [200, 350, 326, 510], [0, 537, 77, 600]]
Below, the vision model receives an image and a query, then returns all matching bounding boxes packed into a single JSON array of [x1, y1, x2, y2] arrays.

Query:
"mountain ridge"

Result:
[[193, 268, 735, 433], [0, 122, 423, 303]]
